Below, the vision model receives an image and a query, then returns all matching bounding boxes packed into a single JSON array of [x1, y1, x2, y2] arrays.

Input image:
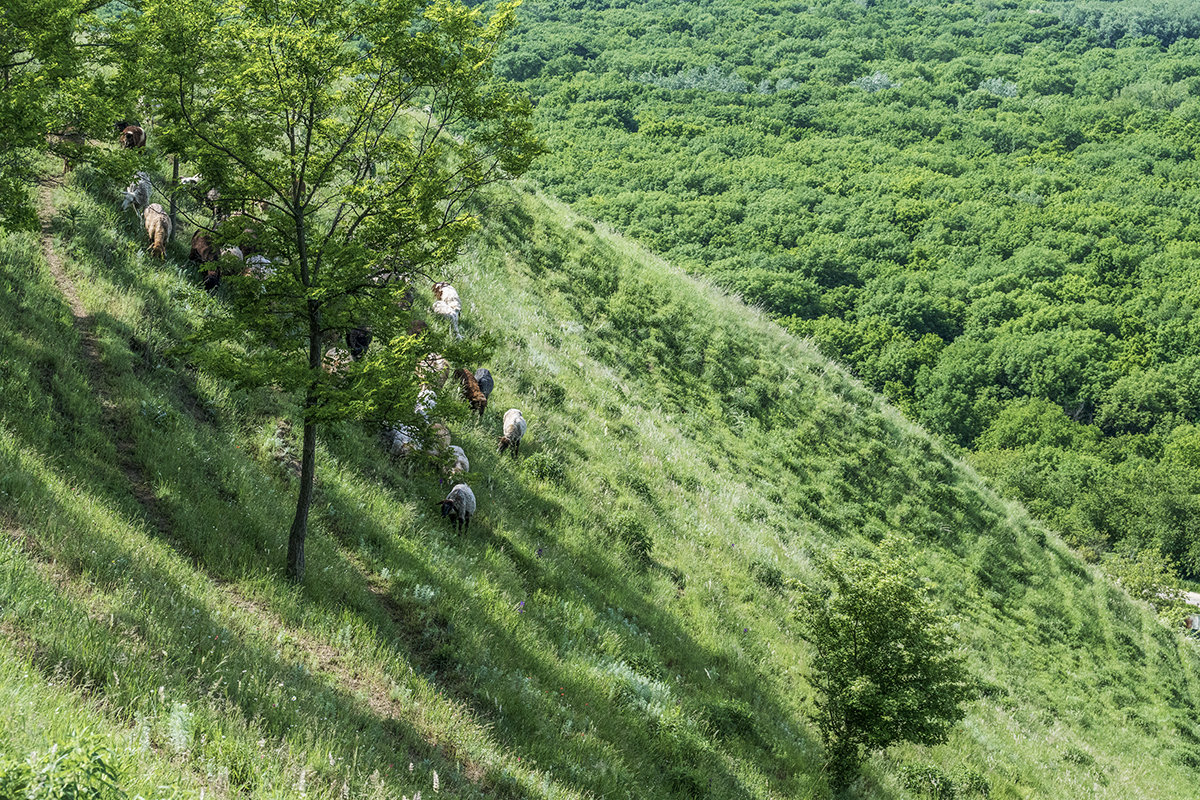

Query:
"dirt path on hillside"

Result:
[[35, 179, 189, 559]]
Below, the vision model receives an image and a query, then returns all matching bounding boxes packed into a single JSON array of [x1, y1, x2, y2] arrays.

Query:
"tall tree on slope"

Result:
[[124, 0, 539, 581]]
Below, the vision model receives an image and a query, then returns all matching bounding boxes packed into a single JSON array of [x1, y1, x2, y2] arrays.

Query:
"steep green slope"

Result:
[[0, 165, 1198, 799], [494, 0, 1200, 579]]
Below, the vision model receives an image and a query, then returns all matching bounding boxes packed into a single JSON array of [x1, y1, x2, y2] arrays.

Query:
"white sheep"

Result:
[[384, 425, 419, 457], [431, 281, 462, 339], [122, 172, 151, 212], [431, 299, 461, 339], [383, 423, 449, 458], [497, 408, 526, 458], [438, 483, 476, 533], [448, 445, 469, 476]]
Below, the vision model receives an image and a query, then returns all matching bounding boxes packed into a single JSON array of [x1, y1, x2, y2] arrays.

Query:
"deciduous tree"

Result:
[[124, 0, 539, 581], [796, 536, 975, 792]]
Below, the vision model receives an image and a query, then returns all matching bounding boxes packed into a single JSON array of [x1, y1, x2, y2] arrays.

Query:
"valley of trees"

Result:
[[495, 0, 1200, 580]]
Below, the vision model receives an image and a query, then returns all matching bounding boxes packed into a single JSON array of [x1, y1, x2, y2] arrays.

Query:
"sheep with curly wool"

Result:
[[143, 203, 172, 260], [439, 483, 476, 534], [497, 408, 526, 458]]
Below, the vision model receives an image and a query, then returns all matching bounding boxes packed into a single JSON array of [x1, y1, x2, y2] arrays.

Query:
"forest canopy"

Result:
[[491, 0, 1200, 577]]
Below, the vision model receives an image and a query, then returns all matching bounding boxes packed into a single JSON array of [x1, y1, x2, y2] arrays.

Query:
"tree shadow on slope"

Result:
[[16, 169, 852, 798]]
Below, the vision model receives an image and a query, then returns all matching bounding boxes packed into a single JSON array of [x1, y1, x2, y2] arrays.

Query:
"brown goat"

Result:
[[454, 368, 487, 418]]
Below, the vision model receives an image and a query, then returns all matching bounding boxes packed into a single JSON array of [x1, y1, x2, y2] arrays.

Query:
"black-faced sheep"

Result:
[[143, 203, 172, 260], [497, 408, 526, 458], [454, 368, 487, 418], [438, 483, 476, 534]]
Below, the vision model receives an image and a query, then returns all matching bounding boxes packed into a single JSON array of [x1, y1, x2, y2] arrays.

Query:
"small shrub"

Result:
[[0, 737, 125, 799], [749, 558, 784, 591], [899, 764, 958, 799], [524, 451, 566, 484]]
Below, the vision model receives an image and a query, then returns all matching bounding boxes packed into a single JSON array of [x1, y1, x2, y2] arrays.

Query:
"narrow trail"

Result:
[[35, 178, 185, 558], [31, 178, 506, 795]]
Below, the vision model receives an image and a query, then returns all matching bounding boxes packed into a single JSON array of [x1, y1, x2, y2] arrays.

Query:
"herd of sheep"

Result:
[[107, 123, 527, 537]]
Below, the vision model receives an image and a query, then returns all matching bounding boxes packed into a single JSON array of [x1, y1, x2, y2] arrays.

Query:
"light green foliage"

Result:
[[1102, 546, 1187, 618], [0, 734, 124, 800], [797, 537, 975, 791], [105, 0, 539, 579]]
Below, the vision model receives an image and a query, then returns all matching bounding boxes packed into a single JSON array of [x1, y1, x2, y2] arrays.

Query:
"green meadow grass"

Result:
[[0, 161, 1197, 799]]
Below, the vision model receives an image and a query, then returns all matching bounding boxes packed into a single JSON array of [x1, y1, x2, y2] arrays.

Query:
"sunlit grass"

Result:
[[0, 161, 1197, 799]]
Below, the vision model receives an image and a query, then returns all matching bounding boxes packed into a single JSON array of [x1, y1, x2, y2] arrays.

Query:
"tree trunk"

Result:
[[286, 305, 321, 583], [168, 156, 179, 238], [285, 408, 317, 582]]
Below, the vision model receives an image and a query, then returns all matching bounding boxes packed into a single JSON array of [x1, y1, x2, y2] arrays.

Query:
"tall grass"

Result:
[[0, 162, 1196, 799]]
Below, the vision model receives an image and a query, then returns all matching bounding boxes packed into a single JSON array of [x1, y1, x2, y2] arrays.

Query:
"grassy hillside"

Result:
[[0, 161, 1199, 799]]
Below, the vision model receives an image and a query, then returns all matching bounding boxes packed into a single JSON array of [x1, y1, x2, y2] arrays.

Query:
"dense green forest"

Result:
[[493, 0, 1200, 578]]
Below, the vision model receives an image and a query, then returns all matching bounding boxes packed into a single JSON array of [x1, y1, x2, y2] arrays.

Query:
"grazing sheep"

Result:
[[143, 203, 172, 260], [118, 124, 146, 149], [346, 327, 372, 361], [49, 127, 86, 174], [473, 368, 494, 399], [431, 281, 462, 339], [180, 174, 203, 186], [383, 422, 449, 458], [497, 408, 526, 458], [454, 368, 487, 418], [432, 281, 462, 312], [429, 422, 452, 452], [431, 299, 461, 339], [438, 483, 476, 534], [206, 188, 226, 221], [448, 445, 469, 476], [121, 171, 151, 212], [383, 425, 419, 457], [189, 231, 220, 291], [189, 231, 216, 262]]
